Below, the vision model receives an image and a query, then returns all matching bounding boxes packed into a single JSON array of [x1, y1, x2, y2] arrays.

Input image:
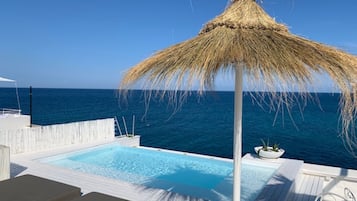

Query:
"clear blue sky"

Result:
[[0, 0, 356, 91]]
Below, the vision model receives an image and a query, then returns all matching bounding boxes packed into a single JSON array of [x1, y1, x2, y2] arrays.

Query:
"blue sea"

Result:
[[1, 88, 357, 169]]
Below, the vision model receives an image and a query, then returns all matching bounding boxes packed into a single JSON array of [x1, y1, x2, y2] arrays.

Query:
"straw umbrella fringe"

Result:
[[121, 0, 357, 145], [120, 0, 357, 200]]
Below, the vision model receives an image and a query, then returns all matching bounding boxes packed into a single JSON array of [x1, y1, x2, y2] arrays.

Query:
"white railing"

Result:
[[1, 108, 21, 115], [114, 115, 136, 137]]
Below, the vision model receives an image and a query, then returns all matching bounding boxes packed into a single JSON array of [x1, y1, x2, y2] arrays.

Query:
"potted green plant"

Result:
[[254, 139, 285, 159]]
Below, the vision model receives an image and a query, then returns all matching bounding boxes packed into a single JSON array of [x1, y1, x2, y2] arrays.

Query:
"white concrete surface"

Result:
[[0, 114, 30, 130]]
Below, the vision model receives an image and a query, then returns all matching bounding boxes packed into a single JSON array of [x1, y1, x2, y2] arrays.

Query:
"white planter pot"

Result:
[[254, 146, 285, 159]]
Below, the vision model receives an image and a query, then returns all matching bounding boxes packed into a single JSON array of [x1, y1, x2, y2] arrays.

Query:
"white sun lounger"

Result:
[[315, 187, 356, 201]]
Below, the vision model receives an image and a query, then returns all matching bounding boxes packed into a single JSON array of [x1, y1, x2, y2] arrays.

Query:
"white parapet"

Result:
[[0, 118, 115, 154], [0, 114, 30, 130], [0, 145, 10, 181]]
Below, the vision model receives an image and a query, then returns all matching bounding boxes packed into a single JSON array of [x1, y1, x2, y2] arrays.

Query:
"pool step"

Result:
[[254, 157, 304, 201]]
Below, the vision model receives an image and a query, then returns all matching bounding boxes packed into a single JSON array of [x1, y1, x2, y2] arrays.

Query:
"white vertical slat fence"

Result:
[[0, 118, 115, 154]]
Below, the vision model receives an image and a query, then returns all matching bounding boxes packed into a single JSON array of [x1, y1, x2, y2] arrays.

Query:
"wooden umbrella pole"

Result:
[[233, 66, 243, 201]]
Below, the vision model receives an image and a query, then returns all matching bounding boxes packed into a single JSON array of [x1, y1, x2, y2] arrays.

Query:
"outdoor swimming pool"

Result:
[[40, 143, 279, 201]]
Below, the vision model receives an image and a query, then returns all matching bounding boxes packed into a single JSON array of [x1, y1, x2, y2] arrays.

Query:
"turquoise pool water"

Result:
[[41, 143, 279, 201]]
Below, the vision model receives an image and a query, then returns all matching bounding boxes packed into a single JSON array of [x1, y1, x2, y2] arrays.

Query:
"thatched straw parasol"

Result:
[[120, 0, 357, 200]]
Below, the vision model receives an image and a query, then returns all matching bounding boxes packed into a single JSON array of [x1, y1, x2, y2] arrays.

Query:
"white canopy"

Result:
[[0, 76, 15, 82], [0, 76, 21, 112]]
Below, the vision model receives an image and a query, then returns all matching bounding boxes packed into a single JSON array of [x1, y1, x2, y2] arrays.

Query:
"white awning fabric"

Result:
[[0, 76, 15, 82], [0, 76, 21, 112]]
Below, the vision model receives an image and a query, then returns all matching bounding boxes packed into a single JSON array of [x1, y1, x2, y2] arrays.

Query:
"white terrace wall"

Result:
[[0, 118, 115, 154], [0, 114, 30, 129]]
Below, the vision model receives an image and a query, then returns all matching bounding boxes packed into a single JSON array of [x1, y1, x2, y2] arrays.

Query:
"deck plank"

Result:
[[287, 174, 324, 201], [255, 159, 303, 201]]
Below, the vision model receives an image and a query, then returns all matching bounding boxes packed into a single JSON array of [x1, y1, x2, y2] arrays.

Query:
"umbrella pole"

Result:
[[233, 66, 243, 201]]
